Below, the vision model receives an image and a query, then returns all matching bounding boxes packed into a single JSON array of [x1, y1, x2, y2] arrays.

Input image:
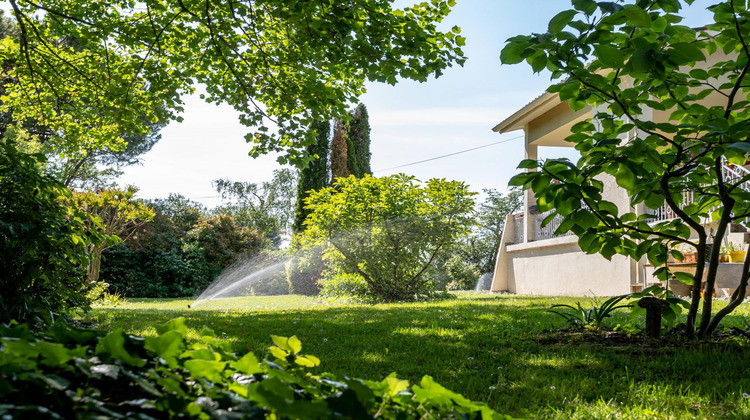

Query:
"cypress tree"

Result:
[[345, 103, 372, 177], [329, 119, 350, 182], [292, 121, 330, 233]]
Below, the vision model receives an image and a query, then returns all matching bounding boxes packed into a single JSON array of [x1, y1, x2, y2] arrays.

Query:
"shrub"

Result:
[[0, 132, 104, 326], [299, 174, 475, 302], [0, 319, 514, 419]]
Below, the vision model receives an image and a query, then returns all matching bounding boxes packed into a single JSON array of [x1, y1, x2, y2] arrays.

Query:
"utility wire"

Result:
[[373, 134, 524, 173]]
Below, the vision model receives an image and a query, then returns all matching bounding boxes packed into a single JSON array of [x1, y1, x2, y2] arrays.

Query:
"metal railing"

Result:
[[536, 209, 575, 240], [648, 159, 750, 223], [512, 213, 524, 244]]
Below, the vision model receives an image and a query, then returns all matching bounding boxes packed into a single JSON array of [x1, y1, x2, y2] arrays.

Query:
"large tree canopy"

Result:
[[2, 0, 465, 165]]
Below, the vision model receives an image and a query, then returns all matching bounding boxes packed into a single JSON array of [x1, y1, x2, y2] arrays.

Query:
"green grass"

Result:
[[83, 293, 750, 419]]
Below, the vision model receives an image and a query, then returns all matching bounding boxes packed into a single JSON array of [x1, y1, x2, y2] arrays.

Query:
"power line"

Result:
[[373, 134, 524, 173]]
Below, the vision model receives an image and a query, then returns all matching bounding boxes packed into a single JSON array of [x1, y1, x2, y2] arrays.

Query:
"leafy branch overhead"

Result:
[[2, 0, 465, 165], [502, 0, 750, 337]]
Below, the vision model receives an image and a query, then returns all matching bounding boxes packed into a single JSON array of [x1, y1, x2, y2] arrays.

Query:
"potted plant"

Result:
[[722, 242, 747, 263], [675, 243, 698, 263]]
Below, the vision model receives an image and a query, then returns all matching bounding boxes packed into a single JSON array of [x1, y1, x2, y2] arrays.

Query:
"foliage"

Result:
[[628, 285, 690, 327], [71, 186, 154, 284], [453, 188, 524, 275], [101, 205, 265, 298], [299, 174, 475, 302], [441, 254, 482, 290], [293, 120, 331, 233], [187, 215, 268, 275], [346, 103, 373, 178], [43, 119, 167, 190], [503, 0, 750, 337], [3, 0, 465, 166], [329, 119, 350, 181], [0, 130, 103, 327], [102, 245, 212, 298], [0, 319, 511, 419], [548, 295, 631, 331], [213, 168, 297, 247], [148, 193, 207, 234]]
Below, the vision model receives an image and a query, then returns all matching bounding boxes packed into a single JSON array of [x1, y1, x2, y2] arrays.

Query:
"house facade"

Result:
[[489, 79, 750, 297]]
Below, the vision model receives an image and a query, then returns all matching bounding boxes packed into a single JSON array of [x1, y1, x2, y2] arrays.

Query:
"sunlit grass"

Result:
[[84, 292, 750, 419]]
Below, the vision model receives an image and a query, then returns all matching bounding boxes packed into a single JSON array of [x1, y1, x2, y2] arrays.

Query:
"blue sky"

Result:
[[118, 0, 716, 207]]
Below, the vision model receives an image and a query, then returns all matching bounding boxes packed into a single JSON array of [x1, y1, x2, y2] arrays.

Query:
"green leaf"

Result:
[[184, 359, 227, 383], [673, 271, 694, 284], [594, 44, 626, 67], [231, 352, 263, 375], [517, 159, 539, 169], [95, 329, 146, 367], [383, 374, 410, 397], [727, 142, 750, 153], [622, 5, 652, 27], [669, 42, 705, 64], [295, 355, 320, 367], [500, 41, 527, 65], [614, 165, 636, 190], [548, 10, 578, 33], [145, 331, 185, 366], [36, 342, 72, 366], [287, 336, 302, 354], [269, 346, 289, 360]]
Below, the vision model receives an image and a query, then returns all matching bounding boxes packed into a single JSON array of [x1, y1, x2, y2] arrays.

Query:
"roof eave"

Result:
[[492, 91, 559, 134]]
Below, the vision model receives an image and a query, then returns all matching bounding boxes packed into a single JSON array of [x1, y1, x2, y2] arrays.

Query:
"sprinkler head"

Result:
[[187, 304, 191, 309]]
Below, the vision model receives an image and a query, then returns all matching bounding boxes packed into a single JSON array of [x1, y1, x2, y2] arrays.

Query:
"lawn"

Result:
[[84, 292, 750, 419]]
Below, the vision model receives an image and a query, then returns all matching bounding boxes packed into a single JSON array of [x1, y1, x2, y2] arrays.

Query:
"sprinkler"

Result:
[[187, 304, 191, 309]]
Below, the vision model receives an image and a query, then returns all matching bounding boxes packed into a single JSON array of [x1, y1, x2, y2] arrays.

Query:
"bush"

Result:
[[101, 213, 270, 298], [100, 213, 212, 298], [0, 132, 103, 326], [0, 319, 514, 419], [299, 174, 475, 302]]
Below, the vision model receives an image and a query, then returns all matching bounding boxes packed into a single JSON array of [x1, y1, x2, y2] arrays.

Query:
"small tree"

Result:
[[299, 174, 475, 302], [502, 0, 750, 337], [329, 120, 350, 182], [213, 168, 297, 247], [72, 186, 154, 284]]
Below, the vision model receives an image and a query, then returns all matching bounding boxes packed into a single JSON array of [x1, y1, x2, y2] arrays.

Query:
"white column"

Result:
[[524, 127, 537, 243]]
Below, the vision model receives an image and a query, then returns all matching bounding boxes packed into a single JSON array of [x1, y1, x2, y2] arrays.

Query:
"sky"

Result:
[[117, 0, 716, 208]]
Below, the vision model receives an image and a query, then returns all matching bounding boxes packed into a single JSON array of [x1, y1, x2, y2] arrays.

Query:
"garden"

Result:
[[5, 0, 750, 418]]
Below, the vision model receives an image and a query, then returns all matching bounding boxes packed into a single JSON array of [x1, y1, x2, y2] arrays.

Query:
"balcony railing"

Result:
[[536, 209, 575, 240], [648, 159, 750, 223]]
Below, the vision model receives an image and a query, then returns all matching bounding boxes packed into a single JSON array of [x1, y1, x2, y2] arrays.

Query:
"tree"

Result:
[[293, 121, 331, 233], [329, 120, 350, 181], [502, 0, 750, 337], [0, 15, 168, 189], [187, 215, 268, 273], [72, 186, 155, 284], [3, 1, 465, 166], [346, 103, 373, 178], [46, 121, 167, 190], [299, 174, 475, 302], [472, 188, 524, 274], [213, 168, 298, 247], [148, 193, 207, 234]]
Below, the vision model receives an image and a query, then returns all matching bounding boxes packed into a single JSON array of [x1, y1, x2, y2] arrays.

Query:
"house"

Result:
[[489, 80, 750, 297]]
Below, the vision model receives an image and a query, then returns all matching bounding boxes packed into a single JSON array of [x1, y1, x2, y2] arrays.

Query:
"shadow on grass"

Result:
[[86, 295, 750, 418]]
